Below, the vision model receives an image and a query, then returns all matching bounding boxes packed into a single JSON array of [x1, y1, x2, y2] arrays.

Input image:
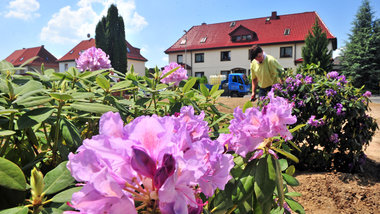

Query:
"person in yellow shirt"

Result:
[[249, 45, 283, 101]]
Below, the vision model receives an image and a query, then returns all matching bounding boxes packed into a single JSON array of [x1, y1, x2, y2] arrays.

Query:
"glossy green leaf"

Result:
[[0, 206, 28, 214], [254, 155, 276, 213], [284, 198, 305, 214], [282, 173, 299, 186], [200, 83, 209, 97], [274, 157, 285, 209], [60, 117, 82, 148], [96, 75, 110, 91], [79, 69, 107, 79], [0, 109, 18, 115], [15, 96, 52, 108], [70, 102, 118, 114], [14, 80, 43, 97], [183, 78, 197, 93], [0, 130, 16, 136], [17, 107, 55, 130], [285, 192, 302, 197], [243, 100, 253, 112], [50, 93, 73, 101], [160, 66, 179, 80], [271, 147, 299, 163], [51, 187, 82, 203], [209, 84, 220, 97], [0, 157, 26, 191], [278, 159, 288, 172], [43, 161, 75, 195], [286, 165, 296, 176], [110, 80, 132, 91]]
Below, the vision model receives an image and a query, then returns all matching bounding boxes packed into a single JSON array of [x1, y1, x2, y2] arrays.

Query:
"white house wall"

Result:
[[168, 40, 335, 79], [127, 59, 146, 76], [59, 62, 76, 73]]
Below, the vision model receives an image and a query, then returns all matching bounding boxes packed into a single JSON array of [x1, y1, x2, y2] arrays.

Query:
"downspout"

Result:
[[190, 51, 193, 77], [294, 42, 297, 67]]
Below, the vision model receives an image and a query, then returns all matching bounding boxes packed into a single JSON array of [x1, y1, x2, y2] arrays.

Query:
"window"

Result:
[[284, 28, 291, 35], [236, 36, 241, 41], [127, 47, 131, 53], [280, 47, 293, 58], [221, 51, 231, 61], [69, 50, 74, 54], [180, 39, 187, 45], [200, 37, 207, 43], [230, 22, 236, 27], [195, 72, 204, 77], [195, 53, 204, 63], [19, 57, 24, 61], [247, 34, 252, 40], [64, 63, 68, 71], [221, 70, 230, 77], [177, 55, 183, 64]]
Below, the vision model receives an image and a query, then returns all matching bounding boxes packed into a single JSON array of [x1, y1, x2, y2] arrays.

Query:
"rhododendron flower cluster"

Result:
[[76, 47, 111, 71], [66, 106, 233, 214], [160, 62, 188, 86], [220, 91, 297, 158]]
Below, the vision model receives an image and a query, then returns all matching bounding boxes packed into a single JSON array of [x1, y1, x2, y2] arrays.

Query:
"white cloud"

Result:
[[161, 56, 168, 62], [333, 47, 344, 58], [4, 0, 40, 20], [40, 0, 148, 45]]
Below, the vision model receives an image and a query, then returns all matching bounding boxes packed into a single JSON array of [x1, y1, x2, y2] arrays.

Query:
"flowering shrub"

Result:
[[76, 47, 111, 71], [263, 65, 378, 172], [66, 107, 234, 213], [160, 62, 188, 86]]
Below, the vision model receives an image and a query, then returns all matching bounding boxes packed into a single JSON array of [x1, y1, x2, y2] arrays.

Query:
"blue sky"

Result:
[[0, 0, 379, 69]]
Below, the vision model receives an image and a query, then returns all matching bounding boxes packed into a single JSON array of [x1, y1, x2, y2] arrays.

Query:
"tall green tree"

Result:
[[95, 4, 127, 74], [341, 0, 380, 92], [302, 19, 333, 72]]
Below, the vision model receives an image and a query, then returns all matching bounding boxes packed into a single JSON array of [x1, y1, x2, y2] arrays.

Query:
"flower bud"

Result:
[[131, 147, 156, 178], [162, 154, 176, 176], [153, 167, 169, 189], [31, 168, 44, 199]]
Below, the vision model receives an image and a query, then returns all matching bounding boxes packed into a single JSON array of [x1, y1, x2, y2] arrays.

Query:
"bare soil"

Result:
[[216, 97, 380, 214]]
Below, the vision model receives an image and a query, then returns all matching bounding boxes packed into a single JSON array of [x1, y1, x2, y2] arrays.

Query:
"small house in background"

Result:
[[4, 45, 59, 74], [165, 11, 337, 79], [57, 38, 148, 75]]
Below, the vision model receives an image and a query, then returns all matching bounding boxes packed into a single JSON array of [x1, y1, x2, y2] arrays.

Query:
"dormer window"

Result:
[[229, 25, 257, 43], [200, 37, 207, 43], [230, 22, 236, 27], [284, 28, 291, 35], [180, 39, 187, 45], [69, 50, 74, 54], [19, 57, 24, 61]]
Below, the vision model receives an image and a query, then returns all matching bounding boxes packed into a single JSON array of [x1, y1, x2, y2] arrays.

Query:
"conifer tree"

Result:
[[341, 0, 380, 92], [302, 19, 333, 72], [95, 4, 127, 74]]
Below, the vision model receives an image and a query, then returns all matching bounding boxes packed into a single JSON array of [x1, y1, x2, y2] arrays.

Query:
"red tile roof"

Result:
[[5, 45, 58, 68], [165, 11, 336, 53], [57, 38, 147, 62]]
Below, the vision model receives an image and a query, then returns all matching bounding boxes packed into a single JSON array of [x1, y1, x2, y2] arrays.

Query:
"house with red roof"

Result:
[[5, 45, 59, 74], [57, 38, 148, 75], [165, 11, 337, 78]]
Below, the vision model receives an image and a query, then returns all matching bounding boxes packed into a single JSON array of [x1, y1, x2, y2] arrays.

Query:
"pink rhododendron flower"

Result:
[[227, 91, 296, 158], [67, 107, 233, 213], [76, 47, 111, 71], [161, 62, 188, 86]]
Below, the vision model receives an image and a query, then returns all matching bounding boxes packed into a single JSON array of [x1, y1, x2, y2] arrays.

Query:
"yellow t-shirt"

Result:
[[250, 55, 283, 88]]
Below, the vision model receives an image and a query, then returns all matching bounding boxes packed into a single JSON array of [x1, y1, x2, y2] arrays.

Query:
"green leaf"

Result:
[[43, 161, 75, 195], [271, 147, 299, 163], [14, 95, 52, 107], [50, 93, 73, 101], [0, 157, 26, 191], [285, 198, 305, 214], [110, 80, 132, 91], [232, 160, 256, 203], [209, 84, 220, 97], [200, 83, 209, 97], [285, 192, 302, 197], [70, 102, 118, 114], [209, 113, 230, 127], [243, 100, 253, 112], [160, 66, 179, 80], [289, 124, 306, 133], [282, 173, 299, 186], [14, 80, 43, 97], [96, 75, 110, 91], [254, 155, 276, 213], [60, 117, 82, 148], [278, 159, 288, 172], [274, 157, 285, 209], [79, 69, 107, 79], [183, 78, 197, 93], [286, 165, 296, 176], [51, 187, 82, 203], [0, 130, 16, 136], [17, 107, 55, 130], [0, 206, 28, 214], [0, 109, 18, 115]]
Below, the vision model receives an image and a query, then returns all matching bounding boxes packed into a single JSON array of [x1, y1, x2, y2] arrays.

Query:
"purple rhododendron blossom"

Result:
[[75, 47, 111, 71], [307, 115, 324, 127], [329, 133, 339, 143], [226, 91, 296, 158], [327, 71, 339, 79], [304, 76, 313, 84], [66, 106, 233, 213], [363, 91, 372, 98], [335, 103, 344, 115], [161, 62, 188, 86], [325, 89, 337, 97]]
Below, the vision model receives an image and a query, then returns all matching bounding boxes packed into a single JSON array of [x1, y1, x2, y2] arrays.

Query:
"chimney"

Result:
[[271, 11, 279, 20]]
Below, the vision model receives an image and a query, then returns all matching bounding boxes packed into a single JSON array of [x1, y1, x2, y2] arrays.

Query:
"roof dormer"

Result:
[[229, 25, 257, 42]]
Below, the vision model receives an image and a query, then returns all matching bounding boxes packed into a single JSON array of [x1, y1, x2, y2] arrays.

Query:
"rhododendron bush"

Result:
[[0, 47, 304, 214], [260, 64, 378, 172]]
